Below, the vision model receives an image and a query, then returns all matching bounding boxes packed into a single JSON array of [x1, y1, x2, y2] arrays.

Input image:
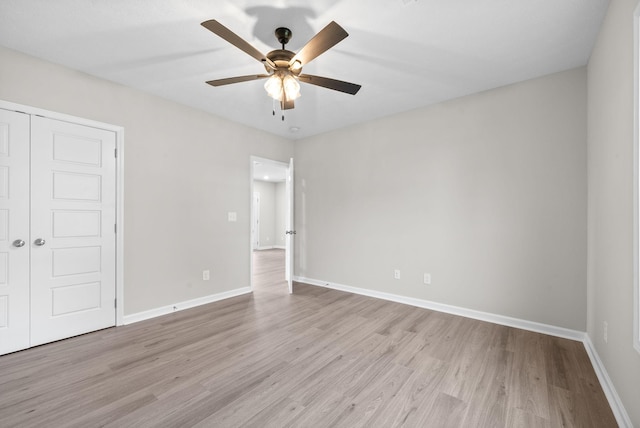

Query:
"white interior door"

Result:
[[30, 116, 117, 346], [0, 109, 31, 355], [285, 158, 294, 294]]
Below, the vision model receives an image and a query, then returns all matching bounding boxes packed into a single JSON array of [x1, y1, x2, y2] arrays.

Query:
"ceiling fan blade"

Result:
[[201, 20, 275, 69], [206, 74, 270, 87], [298, 74, 361, 95], [290, 21, 348, 66]]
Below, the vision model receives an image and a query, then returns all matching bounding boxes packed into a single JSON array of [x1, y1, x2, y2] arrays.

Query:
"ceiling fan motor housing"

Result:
[[264, 49, 302, 76], [275, 27, 292, 46]]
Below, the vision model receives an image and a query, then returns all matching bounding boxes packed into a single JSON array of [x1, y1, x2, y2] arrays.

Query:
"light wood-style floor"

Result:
[[0, 249, 616, 427]]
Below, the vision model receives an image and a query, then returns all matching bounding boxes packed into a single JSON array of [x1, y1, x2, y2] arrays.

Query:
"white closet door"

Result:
[[30, 116, 117, 346], [0, 109, 30, 355]]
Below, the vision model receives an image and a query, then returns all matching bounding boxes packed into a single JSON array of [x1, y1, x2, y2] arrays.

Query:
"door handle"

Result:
[[34, 238, 46, 246], [13, 239, 25, 248]]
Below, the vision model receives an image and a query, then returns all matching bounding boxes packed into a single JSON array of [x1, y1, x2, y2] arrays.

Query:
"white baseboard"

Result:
[[583, 336, 633, 428], [294, 276, 584, 340], [123, 287, 252, 325], [294, 276, 632, 427]]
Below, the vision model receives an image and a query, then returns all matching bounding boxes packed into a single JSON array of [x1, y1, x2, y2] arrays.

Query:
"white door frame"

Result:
[[0, 100, 126, 326], [285, 157, 294, 294], [250, 156, 290, 291], [252, 192, 260, 250]]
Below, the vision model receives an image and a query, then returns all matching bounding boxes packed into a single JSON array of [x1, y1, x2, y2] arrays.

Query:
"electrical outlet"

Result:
[[603, 321, 608, 343], [203, 270, 210, 281], [394, 269, 401, 280], [424, 273, 431, 285]]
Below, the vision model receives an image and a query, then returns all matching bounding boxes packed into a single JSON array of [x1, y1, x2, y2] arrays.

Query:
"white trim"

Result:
[[633, 0, 640, 355], [583, 336, 634, 428], [123, 287, 252, 325], [0, 99, 126, 327], [0, 100, 121, 131], [295, 276, 584, 340], [294, 275, 632, 426], [252, 191, 260, 250], [115, 128, 125, 326]]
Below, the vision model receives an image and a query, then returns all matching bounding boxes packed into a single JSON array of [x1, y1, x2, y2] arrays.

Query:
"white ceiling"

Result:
[[0, 0, 609, 140]]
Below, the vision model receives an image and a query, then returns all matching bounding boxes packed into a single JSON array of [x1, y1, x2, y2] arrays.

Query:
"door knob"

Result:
[[13, 239, 25, 248], [34, 238, 46, 246]]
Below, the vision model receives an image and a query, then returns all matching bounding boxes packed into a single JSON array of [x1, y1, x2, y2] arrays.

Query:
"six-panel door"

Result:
[[0, 109, 117, 355], [0, 109, 31, 355]]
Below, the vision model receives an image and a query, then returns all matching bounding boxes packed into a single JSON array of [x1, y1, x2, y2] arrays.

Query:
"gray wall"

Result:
[[587, 0, 640, 425], [0, 45, 293, 316], [253, 180, 276, 249], [294, 67, 588, 331]]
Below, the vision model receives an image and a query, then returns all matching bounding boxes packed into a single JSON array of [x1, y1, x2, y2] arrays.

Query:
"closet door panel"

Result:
[[0, 109, 30, 355], [30, 116, 116, 346]]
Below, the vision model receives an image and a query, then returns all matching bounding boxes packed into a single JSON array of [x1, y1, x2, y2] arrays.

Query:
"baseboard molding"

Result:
[[294, 276, 632, 428], [294, 276, 584, 341], [583, 336, 633, 428], [123, 287, 252, 325]]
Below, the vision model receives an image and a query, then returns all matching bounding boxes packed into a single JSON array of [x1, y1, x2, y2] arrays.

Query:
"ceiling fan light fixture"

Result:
[[264, 72, 301, 101], [264, 74, 282, 99], [282, 74, 301, 100]]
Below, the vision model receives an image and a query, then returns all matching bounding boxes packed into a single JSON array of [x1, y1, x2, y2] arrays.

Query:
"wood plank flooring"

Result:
[[0, 249, 617, 427]]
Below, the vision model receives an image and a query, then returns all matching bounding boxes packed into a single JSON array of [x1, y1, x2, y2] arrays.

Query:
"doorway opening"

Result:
[[250, 156, 293, 294]]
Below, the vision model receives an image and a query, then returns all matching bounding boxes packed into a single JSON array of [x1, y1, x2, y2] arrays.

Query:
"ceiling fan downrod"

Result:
[[275, 27, 292, 50]]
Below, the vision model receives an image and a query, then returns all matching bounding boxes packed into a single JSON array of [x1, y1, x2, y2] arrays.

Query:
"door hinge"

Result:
[[114, 298, 117, 308], [114, 223, 117, 233], [114, 148, 118, 158]]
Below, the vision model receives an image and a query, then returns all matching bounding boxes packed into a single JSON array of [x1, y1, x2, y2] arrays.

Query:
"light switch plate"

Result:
[[228, 212, 237, 222]]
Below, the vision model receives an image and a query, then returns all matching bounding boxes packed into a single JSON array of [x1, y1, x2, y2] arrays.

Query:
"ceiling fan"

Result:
[[201, 19, 361, 117]]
